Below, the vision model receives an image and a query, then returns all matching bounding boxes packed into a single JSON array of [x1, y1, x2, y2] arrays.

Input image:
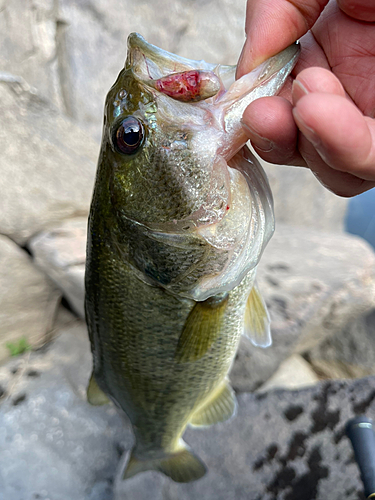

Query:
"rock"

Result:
[[257, 354, 319, 392], [230, 225, 375, 391], [0, 321, 372, 500], [0, 235, 61, 363], [262, 159, 349, 232], [0, 319, 130, 500], [0, 1, 66, 115], [305, 308, 375, 380], [0, 76, 98, 245], [1, 1, 349, 236], [30, 219, 375, 389], [30, 217, 87, 318]]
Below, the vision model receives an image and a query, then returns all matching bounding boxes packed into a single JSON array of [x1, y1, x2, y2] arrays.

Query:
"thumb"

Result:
[[237, 0, 329, 78]]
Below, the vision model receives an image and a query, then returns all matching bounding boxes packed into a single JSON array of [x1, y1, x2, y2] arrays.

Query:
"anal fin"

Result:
[[87, 373, 110, 406], [190, 380, 237, 427], [123, 444, 206, 483], [244, 282, 272, 348]]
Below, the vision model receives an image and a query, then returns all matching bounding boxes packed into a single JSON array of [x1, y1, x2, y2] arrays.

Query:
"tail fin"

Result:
[[123, 444, 207, 483]]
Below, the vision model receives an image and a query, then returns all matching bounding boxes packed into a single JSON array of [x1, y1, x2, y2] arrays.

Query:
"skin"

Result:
[[237, 0, 375, 197]]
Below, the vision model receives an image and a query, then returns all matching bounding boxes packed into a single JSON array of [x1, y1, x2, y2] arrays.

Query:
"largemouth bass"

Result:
[[85, 33, 299, 483]]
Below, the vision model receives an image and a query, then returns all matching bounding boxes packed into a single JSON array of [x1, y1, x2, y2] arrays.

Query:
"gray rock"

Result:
[[306, 308, 375, 380], [30, 219, 375, 391], [0, 76, 97, 244], [30, 217, 87, 318], [1, 0, 349, 233], [257, 354, 319, 392], [0, 235, 61, 363], [262, 160, 349, 232], [0, 0, 66, 114], [0, 319, 130, 500], [231, 225, 375, 391], [0, 320, 372, 500]]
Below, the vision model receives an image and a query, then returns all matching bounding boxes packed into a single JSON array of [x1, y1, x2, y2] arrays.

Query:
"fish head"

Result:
[[97, 33, 300, 300], [103, 33, 230, 230]]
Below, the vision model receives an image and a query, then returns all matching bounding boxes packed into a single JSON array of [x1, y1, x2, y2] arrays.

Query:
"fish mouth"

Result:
[[126, 33, 299, 235], [127, 33, 300, 114], [126, 32, 238, 88]]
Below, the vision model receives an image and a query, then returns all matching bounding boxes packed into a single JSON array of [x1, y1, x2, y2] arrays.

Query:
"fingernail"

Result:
[[292, 80, 309, 105], [292, 108, 321, 148], [242, 121, 274, 152]]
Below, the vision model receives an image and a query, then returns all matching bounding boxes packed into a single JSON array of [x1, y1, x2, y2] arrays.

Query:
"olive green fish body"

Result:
[[85, 33, 300, 482], [86, 199, 251, 450]]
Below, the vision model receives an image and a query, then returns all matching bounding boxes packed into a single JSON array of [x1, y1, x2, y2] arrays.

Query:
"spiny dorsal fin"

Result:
[[175, 294, 228, 364], [244, 283, 272, 348], [123, 444, 207, 483], [190, 380, 237, 427], [87, 373, 110, 406]]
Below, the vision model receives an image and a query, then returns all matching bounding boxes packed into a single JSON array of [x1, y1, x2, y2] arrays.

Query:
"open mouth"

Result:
[[123, 34, 301, 300], [126, 33, 299, 235]]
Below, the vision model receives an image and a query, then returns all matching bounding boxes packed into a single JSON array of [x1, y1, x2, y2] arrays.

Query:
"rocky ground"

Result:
[[1, 310, 374, 500], [1, 0, 375, 499]]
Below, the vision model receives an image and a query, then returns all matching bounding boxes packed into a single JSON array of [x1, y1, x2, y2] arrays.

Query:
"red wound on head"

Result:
[[154, 70, 220, 102]]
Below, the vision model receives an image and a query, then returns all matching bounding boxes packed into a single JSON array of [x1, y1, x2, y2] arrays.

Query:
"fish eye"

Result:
[[113, 116, 144, 154]]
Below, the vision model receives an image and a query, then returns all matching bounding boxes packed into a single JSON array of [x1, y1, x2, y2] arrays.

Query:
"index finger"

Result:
[[237, 0, 329, 78]]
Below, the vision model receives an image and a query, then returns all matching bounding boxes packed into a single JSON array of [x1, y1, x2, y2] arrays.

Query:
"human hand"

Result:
[[237, 0, 375, 196]]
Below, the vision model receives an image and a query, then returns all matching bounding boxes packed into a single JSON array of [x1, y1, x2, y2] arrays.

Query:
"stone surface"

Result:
[[257, 354, 319, 392], [0, 235, 61, 363], [30, 219, 375, 390], [0, 0, 66, 115], [231, 224, 375, 391], [0, 76, 98, 245], [30, 217, 87, 318], [262, 160, 349, 232], [306, 308, 375, 380], [0, 319, 130, 500], [0, 0, 349, 233], [0, 319, 373, 500]]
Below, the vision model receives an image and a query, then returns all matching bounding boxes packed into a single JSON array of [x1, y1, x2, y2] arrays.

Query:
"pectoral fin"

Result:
[[190, 380, 237, 427], [244, 283, 272, 348], [87, 373, 110, 406], [174, 294, 228, 364]]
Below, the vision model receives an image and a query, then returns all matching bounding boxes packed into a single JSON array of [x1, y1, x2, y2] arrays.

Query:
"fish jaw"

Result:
[[212, 42, 300, 160]]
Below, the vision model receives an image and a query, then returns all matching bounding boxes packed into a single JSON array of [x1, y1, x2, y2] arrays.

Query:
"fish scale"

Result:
[[85, 33, 299, 482]]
